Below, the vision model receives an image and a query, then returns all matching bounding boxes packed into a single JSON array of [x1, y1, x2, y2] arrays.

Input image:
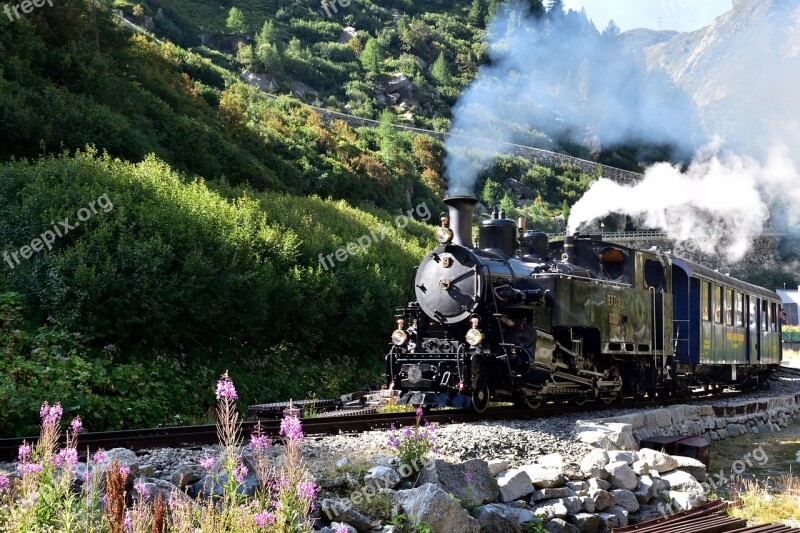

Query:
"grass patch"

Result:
[[710, 425, 800, 499], [729, 474, 800, 525]]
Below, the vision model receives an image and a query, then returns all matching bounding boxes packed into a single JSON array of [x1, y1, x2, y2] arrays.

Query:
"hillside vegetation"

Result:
[[0, 0, 636, 434]]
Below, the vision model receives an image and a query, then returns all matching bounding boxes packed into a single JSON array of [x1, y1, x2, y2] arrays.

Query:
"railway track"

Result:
[[0, 386, 771, 462]]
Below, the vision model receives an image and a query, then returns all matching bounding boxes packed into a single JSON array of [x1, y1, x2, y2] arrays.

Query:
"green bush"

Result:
[[0, 152, 435, 435]]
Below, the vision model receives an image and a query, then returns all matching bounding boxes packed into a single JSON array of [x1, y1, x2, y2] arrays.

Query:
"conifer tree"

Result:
[[226, 7, 248, 35], [430, 52, 451, 86]]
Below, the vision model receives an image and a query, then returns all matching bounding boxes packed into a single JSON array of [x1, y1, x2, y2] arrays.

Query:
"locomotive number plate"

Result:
[[607, 295, 621, 307], [443, 257, 452, 268]]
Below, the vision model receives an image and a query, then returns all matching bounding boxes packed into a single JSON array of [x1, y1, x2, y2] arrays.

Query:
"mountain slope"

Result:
[[639, 0, 800, 156]]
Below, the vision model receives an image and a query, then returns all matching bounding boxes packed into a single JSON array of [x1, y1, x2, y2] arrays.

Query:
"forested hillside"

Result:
[[0, 0, 655, 434]]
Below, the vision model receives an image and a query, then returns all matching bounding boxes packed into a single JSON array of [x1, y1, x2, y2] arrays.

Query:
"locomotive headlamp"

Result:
[[392, 318, 408, 346], [436, 226, 454, 244], [465, 327, 484, 346], [466, 316, 483, 346], [392, 329, 409, 345]]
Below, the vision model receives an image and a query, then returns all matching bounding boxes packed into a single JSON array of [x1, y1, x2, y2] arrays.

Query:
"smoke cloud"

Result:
[[444, 1, 700, 195], [568, 142, 800, 261]]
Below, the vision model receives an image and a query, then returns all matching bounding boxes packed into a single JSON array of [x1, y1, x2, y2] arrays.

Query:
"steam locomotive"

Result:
[[385, 195, 782, 411]]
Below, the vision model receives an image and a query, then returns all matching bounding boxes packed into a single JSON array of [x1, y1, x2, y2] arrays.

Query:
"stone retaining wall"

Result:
[[576, 394, 800, 450]]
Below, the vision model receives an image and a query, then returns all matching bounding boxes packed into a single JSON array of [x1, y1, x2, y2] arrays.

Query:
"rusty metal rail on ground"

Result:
[[614, 500, 797, 533]]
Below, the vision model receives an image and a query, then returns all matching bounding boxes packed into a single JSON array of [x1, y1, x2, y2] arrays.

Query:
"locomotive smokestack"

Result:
[[443, 195, 478, 247]]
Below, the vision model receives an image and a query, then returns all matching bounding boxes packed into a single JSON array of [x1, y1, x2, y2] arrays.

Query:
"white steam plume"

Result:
[[568, 143, 800, 261], [444, 1, 699, 195]]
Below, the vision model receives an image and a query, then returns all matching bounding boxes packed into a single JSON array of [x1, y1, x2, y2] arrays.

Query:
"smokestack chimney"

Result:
[[443, 195, 478, 247]]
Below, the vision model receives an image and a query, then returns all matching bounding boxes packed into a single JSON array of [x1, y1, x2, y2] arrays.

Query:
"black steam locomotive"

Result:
[[385, 195, 782, 411]]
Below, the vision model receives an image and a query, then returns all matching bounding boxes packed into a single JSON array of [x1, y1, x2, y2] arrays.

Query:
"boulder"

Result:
[[533, 500, 569, 520], [170, 464, 204, 490], [660, 470, 704, 495], [596, 512, 618, 533], [562, 496, 584, 514], [670, 490, 705, 511], [580, 496, 595, 512], [588, 478, 611, 491], [631, 460, 650, 475], [93, 448, 141, 485], [567, 481, 589, 495], [488, 459, 510, 476], [672, 456, 707, 482], [610, 489, 639, 512], [539, 453, 565, 468], [364, 466, 401, 489], [567, 512, 601, 533], [132, 478, 186, 505], [545, 518, 579, 533], [589, 488, 615, 511], [580, 450, 610, 479], [638, 449, 678, 473], [606, 505, 630, 528], [393, 483, 479, 533], [530, 487, 573, 502], [418, 459, 498, 505], [608, 451, 639, 465], [634, 475, 658, 504], [629, 502, 669, 524], [320, 499, 373, 531], [604, 461, 638, 490], [562, 464, 586, 481], [520, 465, 567, 488], [188, 474, 259, 499], [474, 504, 522, 533], [497, 469, 535, 502]]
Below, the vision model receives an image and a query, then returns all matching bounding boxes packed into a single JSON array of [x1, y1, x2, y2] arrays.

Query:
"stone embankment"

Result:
[[576, 393, 800, 450]]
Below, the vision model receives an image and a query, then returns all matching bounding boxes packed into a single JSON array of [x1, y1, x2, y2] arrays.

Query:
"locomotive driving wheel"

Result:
[[472, 383, 490, 413]]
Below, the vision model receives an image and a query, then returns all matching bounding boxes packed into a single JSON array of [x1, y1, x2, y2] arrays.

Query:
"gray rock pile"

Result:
[[317, 450, 708, 533]]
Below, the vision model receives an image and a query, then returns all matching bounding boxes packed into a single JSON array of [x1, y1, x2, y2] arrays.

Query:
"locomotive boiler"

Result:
[[385, 195, 782, 411]]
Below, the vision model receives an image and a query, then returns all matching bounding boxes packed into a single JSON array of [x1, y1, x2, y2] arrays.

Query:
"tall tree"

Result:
[[468, 0, 485, 28], [226, 7, 248, 35], [360, 37, 383, 74], [602, 19, 621, 39], [547, 0, 564, 19], [430, 52, 451, 86], [256, 20, 279, 46]]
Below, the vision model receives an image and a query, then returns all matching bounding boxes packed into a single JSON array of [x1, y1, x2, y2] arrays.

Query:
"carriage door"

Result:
[[746, 295, 757, 363]]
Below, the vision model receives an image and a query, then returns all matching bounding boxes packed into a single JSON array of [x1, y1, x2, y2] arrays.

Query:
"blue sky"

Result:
[[563, 0, 733, 33]]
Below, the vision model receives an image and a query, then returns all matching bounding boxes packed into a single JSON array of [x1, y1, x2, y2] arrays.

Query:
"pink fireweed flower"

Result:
[[92, 451, 106, 464], [19, 462, 43, 475], [280, 415, 304, 441], [0, 473, 10, 493], [82, 471, 90, 482], [416, 407, 423, 417], [215, 371, 238, 401], [297, 479, 319, 501], [254, 511, 275, 527], [233, 462, 248, 483], [199, 454, 215, 470], [336, 525, 350, 533], [465, 471, 474, 483], [123, 511, 133, 532], [40, 401, 63, 426], [18, 443, 31, 462], [387, 435, 400, 448], [119, 465, 131, 477], [54, 448, 79, 469], [249, 433, 271, 452], [134, 479, 151, 500], [70, 416, 83, 435]]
